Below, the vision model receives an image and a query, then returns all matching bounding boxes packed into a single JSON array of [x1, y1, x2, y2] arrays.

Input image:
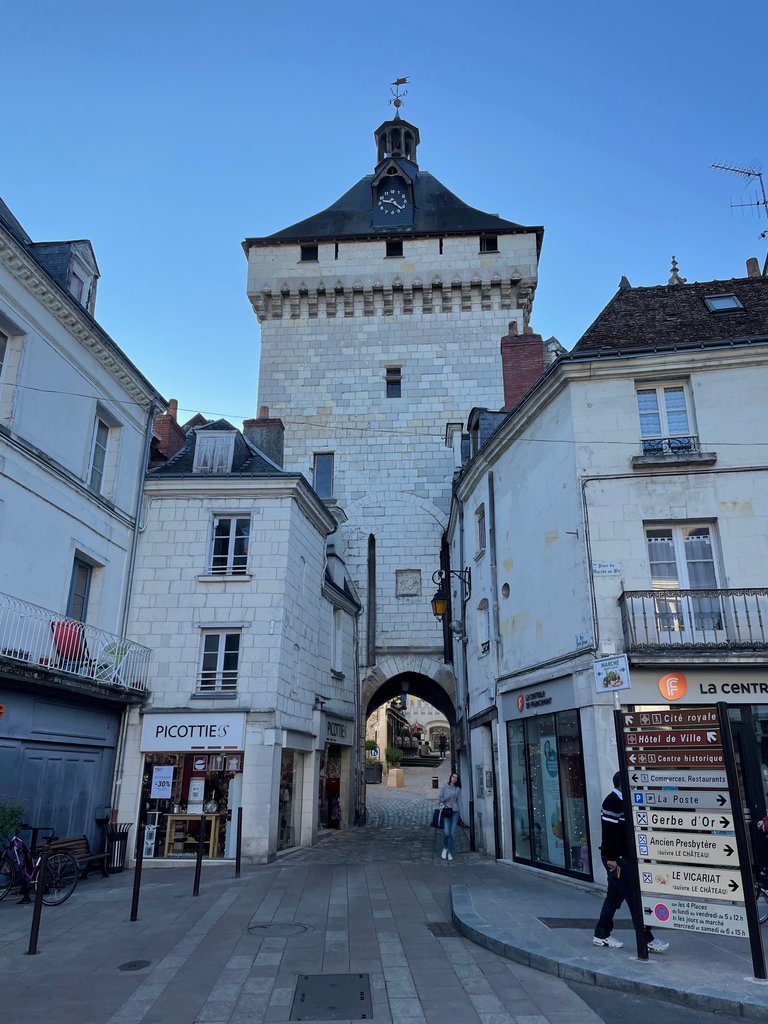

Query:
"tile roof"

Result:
[[149, 421, 289, 478], [245, 171, 542, 249], [573, 275, 768, 354]]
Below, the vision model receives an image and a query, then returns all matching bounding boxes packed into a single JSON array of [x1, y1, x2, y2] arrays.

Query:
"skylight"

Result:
[[704, 294, 744, 312]]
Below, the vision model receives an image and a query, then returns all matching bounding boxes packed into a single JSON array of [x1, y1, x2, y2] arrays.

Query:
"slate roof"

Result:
[[149, 419, 289, 478], [245, 170, 543, 251], [573, 276, 768, 355]]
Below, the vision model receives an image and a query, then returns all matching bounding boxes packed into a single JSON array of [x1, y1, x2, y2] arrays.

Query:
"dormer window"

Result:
[[193, 431, 235, 474], [68, 271, 85, 303], [704, 294, 743, 312]]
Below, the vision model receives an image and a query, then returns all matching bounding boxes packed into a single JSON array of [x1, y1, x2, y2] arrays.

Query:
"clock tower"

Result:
[[244, 100, 543, 772]]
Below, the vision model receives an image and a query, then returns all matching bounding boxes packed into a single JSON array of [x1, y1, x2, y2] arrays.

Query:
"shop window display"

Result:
[[507, 709, 590, 878], [278, 750, 303, 851], [140, 751, 243, 858]]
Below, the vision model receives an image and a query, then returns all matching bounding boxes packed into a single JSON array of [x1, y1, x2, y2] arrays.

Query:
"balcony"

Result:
[[631, 435, 716, 468], [619, 588, 768, 656], [0, 591, 151, 695]]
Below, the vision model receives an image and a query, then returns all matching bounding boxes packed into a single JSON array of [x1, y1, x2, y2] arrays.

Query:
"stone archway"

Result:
[[362, 655, 457, 725]]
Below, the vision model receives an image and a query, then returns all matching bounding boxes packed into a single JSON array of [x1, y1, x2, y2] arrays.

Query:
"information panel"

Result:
[[642, 897, 749, 938]]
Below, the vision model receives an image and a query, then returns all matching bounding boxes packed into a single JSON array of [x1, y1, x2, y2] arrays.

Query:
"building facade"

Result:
[[448, 264, 768, 875], [0, 196, 162, 847], [115, 414, 361, 861], [244, 107, 543, 806]]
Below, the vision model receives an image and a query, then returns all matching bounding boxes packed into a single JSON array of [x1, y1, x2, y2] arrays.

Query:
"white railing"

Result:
[[0, 591, 151, 693]]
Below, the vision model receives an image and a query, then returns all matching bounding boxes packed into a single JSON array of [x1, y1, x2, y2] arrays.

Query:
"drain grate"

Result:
[[291, 973, 373, 1021], [247, 922, 309, 937], [118, 960, 152, 972], [538, 917, 633, 930], [428, 922, 457, 937]]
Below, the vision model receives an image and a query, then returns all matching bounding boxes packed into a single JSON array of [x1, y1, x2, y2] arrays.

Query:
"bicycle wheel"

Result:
[[757, 885, 768, 926], [0, 854, 16, 902], [41, 851, 78, 906]]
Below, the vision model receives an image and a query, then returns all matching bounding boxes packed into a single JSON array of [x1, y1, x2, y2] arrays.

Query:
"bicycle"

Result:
[[0, 826, 79, 906], [756, 867, 768, 926]]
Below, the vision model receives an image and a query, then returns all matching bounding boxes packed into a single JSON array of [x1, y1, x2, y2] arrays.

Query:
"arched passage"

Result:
[[365, 672, 457, 726]]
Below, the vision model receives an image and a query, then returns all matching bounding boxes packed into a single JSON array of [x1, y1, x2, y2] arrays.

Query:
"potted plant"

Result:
[[385, 746, 403, 771], [364, 739, 382, 784]]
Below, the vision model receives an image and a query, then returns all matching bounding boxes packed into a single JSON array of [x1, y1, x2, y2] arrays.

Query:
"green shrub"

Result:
[[0, 800, 25, 840], [364, 739, 378, 752], [385, 746, 403, 767]]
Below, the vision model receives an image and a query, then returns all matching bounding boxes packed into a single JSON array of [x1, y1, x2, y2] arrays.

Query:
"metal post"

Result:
[[130, 823, 145, 922], [26, 848, 48, 955], [235, 807, 243, 879], [192, 815, 205, 897], [613, 709, 648, 961], [717, 702, 767, 980]]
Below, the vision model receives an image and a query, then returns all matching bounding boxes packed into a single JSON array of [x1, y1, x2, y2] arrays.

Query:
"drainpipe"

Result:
[[110, 401, 156, 819], [455, 497, 476, 852]]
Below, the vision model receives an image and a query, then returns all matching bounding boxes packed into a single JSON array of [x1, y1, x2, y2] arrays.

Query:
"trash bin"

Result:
[[432, 776, 439, 789], [104, 822, 133, 873]]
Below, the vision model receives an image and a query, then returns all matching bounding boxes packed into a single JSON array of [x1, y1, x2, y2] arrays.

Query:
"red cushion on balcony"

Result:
[[51, 621, 85, 661]]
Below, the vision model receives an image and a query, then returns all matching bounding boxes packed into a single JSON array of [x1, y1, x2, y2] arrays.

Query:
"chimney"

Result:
[[151, 397, 187, 462], [242, 405, 285, 467], [500, 322, 546, 410], [746, 257, 761, 278]]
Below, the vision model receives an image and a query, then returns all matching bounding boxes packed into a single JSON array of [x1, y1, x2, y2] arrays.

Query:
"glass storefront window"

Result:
[[278, 750, 303, 851], [507, 709, 590, 878]]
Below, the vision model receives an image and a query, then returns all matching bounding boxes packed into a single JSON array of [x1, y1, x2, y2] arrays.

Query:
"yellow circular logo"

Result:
[[658, 672, 688, 702]]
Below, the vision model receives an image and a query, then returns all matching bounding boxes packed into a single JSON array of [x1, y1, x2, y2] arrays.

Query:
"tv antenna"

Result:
[[711, 161, 768, 238]]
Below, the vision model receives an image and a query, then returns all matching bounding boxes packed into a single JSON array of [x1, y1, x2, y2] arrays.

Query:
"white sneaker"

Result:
[[441, 848, 447, 859], [447, 853, 453, 861], [647, 939, 669, 953], [593, 936, 623, 948]]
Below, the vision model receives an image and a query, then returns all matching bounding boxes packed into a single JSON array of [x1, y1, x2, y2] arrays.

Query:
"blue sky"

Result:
[[3, 2, 765, 421]]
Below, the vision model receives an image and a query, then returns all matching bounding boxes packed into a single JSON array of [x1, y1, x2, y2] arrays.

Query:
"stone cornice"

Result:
[[250, 277, 535, 323], [0, 229, 164, 411]]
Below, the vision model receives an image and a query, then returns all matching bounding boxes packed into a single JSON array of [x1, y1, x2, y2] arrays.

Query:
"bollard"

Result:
[[26, 847, 49, 955], [192, 815, 206, 897], [130, 823, 145, 922], [432, 777, 438, 789], [235, 807, 243, 879]]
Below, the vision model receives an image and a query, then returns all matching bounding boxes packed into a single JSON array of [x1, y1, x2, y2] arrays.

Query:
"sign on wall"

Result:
[[140, 712, 246, 751], [593, 654, 631, 693]]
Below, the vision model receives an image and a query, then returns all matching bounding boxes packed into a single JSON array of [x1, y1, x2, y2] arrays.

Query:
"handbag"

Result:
[[431, 808, 442, 828], [441, 806, 454, 818]]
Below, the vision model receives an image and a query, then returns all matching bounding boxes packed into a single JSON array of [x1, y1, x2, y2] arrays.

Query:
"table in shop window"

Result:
[[163, 813, 221, 858]]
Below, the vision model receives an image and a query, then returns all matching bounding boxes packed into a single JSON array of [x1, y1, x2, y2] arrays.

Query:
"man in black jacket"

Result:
[[593, 771, 669, 953]]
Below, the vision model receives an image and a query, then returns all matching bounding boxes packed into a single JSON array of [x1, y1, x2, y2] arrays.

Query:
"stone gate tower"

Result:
[[244, 102, 543, 735]]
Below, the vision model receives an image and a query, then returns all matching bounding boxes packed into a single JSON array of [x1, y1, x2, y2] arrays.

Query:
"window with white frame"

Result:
[[209, 515, 250, 575], [636, 383, 695, 455], [67, 557, 93, 622], [193, 431, 235, 474], [88, 418, 110, 492], [646, 524, 723, 635], [477, 599, 490, 655], [198, 631, 241, 692], [475, 504, 486, 555]]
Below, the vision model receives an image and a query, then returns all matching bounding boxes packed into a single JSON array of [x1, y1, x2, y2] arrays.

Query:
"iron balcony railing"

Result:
[[641, 434, 700, 457], [619, 588, 768, 652], [0, 591, 151, 693]]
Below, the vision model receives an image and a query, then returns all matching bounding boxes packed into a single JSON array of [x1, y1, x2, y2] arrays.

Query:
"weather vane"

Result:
[[390, 77, 409, 112]]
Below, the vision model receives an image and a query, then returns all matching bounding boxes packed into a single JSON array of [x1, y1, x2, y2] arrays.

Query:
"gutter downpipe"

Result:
[[456, 495, 476, 851], [110, 401, 156, 818]]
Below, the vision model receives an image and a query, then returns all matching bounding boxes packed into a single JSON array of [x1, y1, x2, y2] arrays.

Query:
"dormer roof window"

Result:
[[193, 431, 235, 474], [704, 293, 744, 312]]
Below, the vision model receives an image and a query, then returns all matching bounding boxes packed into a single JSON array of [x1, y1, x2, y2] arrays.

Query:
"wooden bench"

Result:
[[45, 835, 110, 879]]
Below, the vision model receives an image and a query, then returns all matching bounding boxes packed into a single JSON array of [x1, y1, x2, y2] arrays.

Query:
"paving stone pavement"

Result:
[[0, 766, 605, 1024]]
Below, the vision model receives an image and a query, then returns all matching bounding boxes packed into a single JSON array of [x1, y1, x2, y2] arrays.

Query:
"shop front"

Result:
[[139, 710, 245, 859], [318, 714, 353, 830], [501, 679, 591, 880]]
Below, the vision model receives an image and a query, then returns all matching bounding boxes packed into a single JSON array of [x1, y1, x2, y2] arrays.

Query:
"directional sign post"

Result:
[[614, 703, 766, 977]]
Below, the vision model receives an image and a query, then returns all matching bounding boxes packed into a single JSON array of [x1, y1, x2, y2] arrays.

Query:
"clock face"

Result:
[[377, 187, 408, 215]]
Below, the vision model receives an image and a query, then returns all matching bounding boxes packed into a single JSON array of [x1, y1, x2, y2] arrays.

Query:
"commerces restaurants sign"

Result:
[[140, 712, 246, 751]]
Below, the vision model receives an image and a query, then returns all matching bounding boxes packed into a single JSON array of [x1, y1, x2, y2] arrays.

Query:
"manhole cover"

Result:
[[428, 922, 457, 937], [118, 960, 152, 972], [291, 973, 372, 1020], [247, 923, 309, 937]]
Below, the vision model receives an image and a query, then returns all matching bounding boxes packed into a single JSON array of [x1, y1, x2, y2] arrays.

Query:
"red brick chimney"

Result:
[[500, 322, 546, 410], [243, 405, 285, 467], [152, 397, 187, 462]]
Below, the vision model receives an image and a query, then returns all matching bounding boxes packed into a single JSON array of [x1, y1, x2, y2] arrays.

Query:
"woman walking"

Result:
[[438, 771, 461, 861]]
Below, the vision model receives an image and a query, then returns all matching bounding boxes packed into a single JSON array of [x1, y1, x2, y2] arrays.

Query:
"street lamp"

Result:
[[430, 568, 471, 619]]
